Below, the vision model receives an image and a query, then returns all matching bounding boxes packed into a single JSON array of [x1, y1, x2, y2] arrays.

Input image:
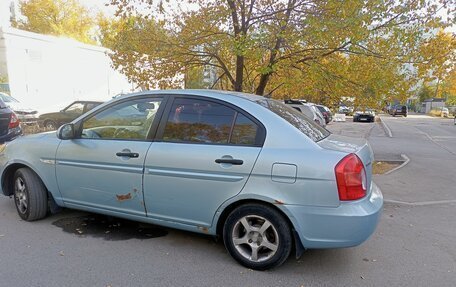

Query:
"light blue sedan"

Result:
[[0, 90, 382, 270]]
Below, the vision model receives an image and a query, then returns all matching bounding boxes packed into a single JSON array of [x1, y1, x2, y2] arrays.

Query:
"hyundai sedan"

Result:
[[0, 90, 382, 270]]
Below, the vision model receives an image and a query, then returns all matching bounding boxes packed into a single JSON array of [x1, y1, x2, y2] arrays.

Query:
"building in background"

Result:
[[0, 27, 135, 113], [421, 98, 445, 113]]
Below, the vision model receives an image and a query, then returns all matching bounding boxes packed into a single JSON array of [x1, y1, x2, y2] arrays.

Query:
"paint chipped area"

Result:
[[116, 193, 132, 201], [52, 214, 168, 241]]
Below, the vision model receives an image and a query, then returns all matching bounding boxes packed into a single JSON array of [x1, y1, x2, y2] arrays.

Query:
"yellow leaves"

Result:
[[417, 30, 456, 82], [14, 0, 95, 44]]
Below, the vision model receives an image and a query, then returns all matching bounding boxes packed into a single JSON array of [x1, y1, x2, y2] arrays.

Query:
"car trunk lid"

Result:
[[317, 134, 374, 193]]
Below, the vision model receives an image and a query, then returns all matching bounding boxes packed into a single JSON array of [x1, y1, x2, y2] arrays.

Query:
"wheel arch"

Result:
[[2, 163, 47, 196], [215, 198, 305, 258], [43, 119, 57, 127]]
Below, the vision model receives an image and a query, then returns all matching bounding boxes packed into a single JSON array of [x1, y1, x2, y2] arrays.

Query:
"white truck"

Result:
[[0, 27, 135, 114]]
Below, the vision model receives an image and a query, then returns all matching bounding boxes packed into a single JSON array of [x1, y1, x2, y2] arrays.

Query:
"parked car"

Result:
[[0, 92, 39, 125], [353, 109, 376, 122], [38, 101, 103, 130], [0, 90, 383, 270], [284, 100, 326, 127], [391, 105, 407, 117], [338, 105, 353, 115], [316, 104, 333, 124], [441, 107, 449, 118], [0, 98, 22, 143]]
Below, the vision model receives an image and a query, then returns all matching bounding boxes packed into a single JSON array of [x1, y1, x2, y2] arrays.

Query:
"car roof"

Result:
[[116, 89, 266, 103]]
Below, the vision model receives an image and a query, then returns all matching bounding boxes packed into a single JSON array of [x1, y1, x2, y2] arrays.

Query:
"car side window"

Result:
[[162, 98, 260, 145], [84, 103, 100, 112], [81, 98, 162, 140], [65, 103, 85, 114], [230, 113, 258, 145]]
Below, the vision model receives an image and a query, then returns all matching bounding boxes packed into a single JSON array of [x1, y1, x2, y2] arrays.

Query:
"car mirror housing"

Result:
[[57, 123, 75, 140]]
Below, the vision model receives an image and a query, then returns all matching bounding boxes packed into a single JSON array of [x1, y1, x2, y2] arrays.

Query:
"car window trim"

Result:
[[74, 95, 169, 142], [155, 95, 266, 147]]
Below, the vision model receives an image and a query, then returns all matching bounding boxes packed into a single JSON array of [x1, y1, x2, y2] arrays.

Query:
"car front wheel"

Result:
[[223, 204, 292, 270], [13, 168, 48, 221]]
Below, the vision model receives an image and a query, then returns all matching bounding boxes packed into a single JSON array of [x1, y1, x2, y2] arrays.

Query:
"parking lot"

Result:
[[0, 114, 455, 287]]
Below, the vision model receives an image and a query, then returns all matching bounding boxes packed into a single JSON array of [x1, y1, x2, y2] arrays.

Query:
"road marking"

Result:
[[384, 199, 456, 206], [379, 117, 393, 138], [414, 127, 456, 156]]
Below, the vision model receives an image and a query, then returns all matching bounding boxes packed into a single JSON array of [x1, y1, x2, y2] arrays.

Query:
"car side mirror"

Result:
[[57, 123, 75, 140]]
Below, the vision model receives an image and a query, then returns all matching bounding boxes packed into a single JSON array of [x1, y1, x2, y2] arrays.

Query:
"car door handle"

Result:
[[215, 158, 244, 165], [116, 152, 139, 158]]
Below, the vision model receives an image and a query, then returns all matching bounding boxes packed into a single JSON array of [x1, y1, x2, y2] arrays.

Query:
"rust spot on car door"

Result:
[[116, 193, 132, 201]]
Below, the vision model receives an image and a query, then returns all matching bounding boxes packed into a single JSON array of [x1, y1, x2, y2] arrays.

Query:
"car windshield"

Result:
[[0, 93, 19, 103], [257, 99, 330, 142]]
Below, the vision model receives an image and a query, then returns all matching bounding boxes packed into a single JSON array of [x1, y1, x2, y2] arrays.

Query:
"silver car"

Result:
[[0, 92, 39, 125], [0, 90, 382, 270], [285, 100, 326, 127]]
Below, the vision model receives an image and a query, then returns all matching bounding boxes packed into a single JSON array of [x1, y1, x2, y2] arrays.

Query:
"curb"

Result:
[[383, 154, 410, 175], [379, 116, 393, 138]]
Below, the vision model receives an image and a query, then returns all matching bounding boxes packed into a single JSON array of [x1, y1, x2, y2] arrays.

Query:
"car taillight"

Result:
[[335, 154, 367, 201], [9, 113, 20, 129]]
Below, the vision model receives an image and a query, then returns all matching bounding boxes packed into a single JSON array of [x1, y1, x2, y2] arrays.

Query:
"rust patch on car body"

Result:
[[116, 193, 132, 201], [198, 226, 209, 233]]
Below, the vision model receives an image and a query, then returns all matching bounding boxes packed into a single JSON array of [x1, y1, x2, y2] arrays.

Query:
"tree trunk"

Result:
[[234, 55, 244, 91], [255, 73, 269, 95]]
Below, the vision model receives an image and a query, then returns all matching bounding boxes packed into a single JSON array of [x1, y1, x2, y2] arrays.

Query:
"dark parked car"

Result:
[[0, 98, 22, 143], [38, 101, 102, 130], [391, 105, 407, 117], [316, 104, 333, 124], [353, 109, 375, 122]]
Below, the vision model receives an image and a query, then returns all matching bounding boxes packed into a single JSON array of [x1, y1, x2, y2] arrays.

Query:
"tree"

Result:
[[13, 0, 95, 44], [418, 85, 434, 103], [103, 0, 454, 104], [417, 30, 456, 98], [442, 68, 456, 105]]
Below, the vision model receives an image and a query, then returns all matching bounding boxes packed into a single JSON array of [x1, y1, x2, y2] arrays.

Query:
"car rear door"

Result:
[[143, 96, 264, 228], [55, 96, 165, 216]]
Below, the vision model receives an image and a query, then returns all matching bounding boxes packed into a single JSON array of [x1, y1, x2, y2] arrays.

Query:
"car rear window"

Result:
[[257, 99, 330, 142]]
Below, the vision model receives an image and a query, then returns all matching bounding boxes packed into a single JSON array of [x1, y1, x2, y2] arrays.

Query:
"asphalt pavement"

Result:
[[0, 115, 455, 287]]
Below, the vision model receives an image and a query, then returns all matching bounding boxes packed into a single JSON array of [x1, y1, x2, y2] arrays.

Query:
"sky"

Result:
[[81, 0, 455, 33]]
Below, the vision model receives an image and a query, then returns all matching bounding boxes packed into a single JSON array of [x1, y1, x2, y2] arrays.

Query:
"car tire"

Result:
[[44, 120, 57, 130], [223, 204, 292, 270], [13, 168, 48, 221]]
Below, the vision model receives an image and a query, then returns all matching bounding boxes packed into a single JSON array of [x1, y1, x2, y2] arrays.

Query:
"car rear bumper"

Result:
[[354, 115, 374, 121], [0, 127, 22, 143], [286, 182, 383, 249]]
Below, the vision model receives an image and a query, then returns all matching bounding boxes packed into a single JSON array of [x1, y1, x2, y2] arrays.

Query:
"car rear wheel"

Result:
[[13, 168, 48, 221], [223, 204, 292, 270], [45, 120, 57, 130]]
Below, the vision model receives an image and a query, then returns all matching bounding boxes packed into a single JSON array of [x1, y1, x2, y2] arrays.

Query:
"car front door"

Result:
[[55, 97, 165, 216], [143, 96, 264, 227]]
